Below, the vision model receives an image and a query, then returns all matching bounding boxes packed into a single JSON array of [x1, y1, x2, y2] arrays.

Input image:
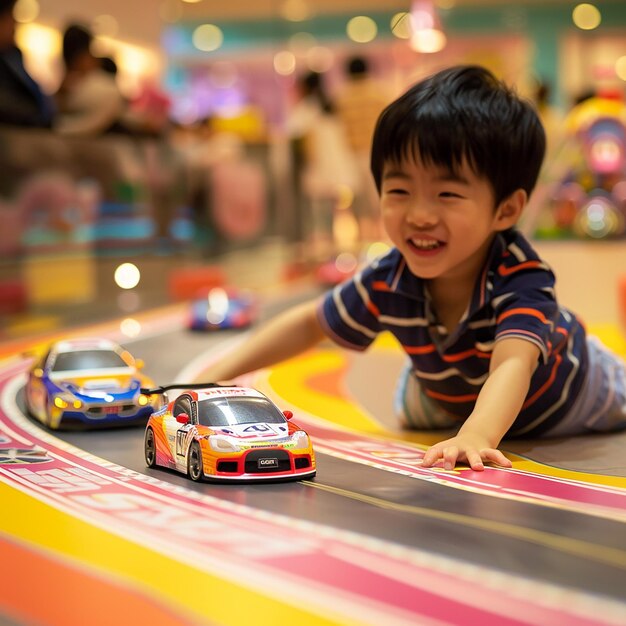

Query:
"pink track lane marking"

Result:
[[1, 353, 625, 625], [294, 417, 626, 519]]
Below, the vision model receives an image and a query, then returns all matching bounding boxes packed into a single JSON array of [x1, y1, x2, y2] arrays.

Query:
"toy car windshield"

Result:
[[51, 350, 129, 372], [197, 397, 287, 428]]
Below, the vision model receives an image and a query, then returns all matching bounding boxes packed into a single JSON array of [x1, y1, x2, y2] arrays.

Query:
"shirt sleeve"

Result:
[[491, 262, 560, 364], [317, 265, 383, 351]]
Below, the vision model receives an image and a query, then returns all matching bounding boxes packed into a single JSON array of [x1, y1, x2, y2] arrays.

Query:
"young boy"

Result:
[[205, 65, 626, 471]]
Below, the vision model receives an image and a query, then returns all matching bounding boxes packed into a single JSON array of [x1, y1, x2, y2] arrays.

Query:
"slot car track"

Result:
[[1, 298, 626, 626]]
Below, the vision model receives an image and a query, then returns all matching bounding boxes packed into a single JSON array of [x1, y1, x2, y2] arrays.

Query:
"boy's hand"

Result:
[[420, 338, 538, 472], [421, 433, 512, 472]]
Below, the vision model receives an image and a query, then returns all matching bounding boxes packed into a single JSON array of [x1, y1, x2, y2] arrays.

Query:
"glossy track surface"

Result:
[[1, 304, 625, 626]]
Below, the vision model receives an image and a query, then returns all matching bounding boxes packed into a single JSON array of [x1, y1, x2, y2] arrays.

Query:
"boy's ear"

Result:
[[494, 189, 527, 230]]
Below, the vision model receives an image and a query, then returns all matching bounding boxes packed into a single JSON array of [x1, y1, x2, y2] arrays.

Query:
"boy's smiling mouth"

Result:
[[407, 236, 446, 253]]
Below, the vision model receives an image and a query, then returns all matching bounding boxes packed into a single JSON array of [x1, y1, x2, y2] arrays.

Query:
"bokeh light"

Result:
[[192, 24, 224, 52], [13, 0, 39, 23], [15, 23, 60, 57], [206, 287, 229, 324], [390, 12, 411, 39], [346, 16, 378, 44], [410, 28, 446, 53], [274, 50, 296, 75], [114, 263, 141, 290], [572, 3, 601, 30], [120, 318, 142, 338], [334, 252, 358, 274], [365, 241, 391, 262]]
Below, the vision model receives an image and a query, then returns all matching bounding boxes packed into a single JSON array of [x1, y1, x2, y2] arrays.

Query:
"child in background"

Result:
[[204, 65, 626, 471]]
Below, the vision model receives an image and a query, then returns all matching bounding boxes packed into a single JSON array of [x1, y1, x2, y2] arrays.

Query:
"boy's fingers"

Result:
[[483, 448, 513, 467], [442, 446, 458, 471], [421, 446, 442, 467], [466, 449, 484, 471]]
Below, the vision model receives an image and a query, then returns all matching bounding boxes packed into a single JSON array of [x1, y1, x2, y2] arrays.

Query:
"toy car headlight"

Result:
[[138, 394, 150, 406], [291, 431, 309, 449], [54, 396, 68, 409], [208, 435, 240, 453], [54, 394, 82, 410]]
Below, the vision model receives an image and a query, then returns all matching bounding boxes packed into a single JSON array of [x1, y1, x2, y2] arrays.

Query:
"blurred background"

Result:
[[1, 0, 626, 342]]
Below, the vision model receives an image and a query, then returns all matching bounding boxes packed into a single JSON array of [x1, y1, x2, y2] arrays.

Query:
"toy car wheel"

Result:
[[188, 441, 204, 482], [145, 427, 157, 468]]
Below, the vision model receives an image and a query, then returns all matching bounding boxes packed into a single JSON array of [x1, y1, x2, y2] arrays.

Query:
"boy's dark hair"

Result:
[[370, 65, 546, 207]]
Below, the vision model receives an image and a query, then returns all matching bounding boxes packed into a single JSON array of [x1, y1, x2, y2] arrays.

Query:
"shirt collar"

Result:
[[380, 232, 509, 310], [380, 249, 427, 301]]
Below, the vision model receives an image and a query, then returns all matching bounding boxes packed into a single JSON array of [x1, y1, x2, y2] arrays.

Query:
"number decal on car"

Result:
[[242, 424, 271, 433], [176, 425, 193, 456]]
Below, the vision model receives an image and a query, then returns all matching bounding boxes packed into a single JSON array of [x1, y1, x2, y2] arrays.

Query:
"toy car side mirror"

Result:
[[283, 410, 293, 420], [176, 413, 190, 424]]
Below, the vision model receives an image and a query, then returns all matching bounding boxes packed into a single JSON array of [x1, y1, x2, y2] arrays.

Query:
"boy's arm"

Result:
[[202, 298, 327, 383], [421, 338, 540, 471]]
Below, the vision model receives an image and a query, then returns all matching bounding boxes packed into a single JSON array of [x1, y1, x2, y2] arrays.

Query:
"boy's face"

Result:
[[380, 155, 519, 284]]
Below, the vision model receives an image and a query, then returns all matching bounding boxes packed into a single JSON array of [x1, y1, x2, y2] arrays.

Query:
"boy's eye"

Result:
[[439, 191, 463, 199], [386, 188, 409, 195]]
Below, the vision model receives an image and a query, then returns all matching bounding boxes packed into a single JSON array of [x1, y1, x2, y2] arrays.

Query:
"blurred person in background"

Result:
[[99, 54, 171, 137], [0, 0, 54, 128], [336, 55, 393, 242], [54, 23, 124, 136], [533, 80, 564, 169], [286, 70, 360, 255]]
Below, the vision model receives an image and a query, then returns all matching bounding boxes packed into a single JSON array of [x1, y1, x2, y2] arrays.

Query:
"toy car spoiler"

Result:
[[140, 382, 233, 395]]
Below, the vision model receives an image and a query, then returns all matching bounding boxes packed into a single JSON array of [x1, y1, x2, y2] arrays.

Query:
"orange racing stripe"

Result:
[[0, 534, 195, 626]]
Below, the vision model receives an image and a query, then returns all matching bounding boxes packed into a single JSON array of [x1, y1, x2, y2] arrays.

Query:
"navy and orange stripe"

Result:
[[320, 230, 588, 436]]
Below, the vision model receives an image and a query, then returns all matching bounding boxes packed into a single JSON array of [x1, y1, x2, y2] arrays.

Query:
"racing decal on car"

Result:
[[202, 387, 246, 396], [257, 458, 279, 469], [214, 423, 288, 439], [243, 424, 272, 434], [175, 424, 195, 457]]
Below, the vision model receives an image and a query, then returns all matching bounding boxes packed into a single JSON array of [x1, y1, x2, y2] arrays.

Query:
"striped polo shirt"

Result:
[[318, 230, 588, 437]]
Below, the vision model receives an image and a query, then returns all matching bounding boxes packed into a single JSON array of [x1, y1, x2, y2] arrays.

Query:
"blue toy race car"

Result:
[[24, 338, 161, 429], [188, 287, 257, 331]]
